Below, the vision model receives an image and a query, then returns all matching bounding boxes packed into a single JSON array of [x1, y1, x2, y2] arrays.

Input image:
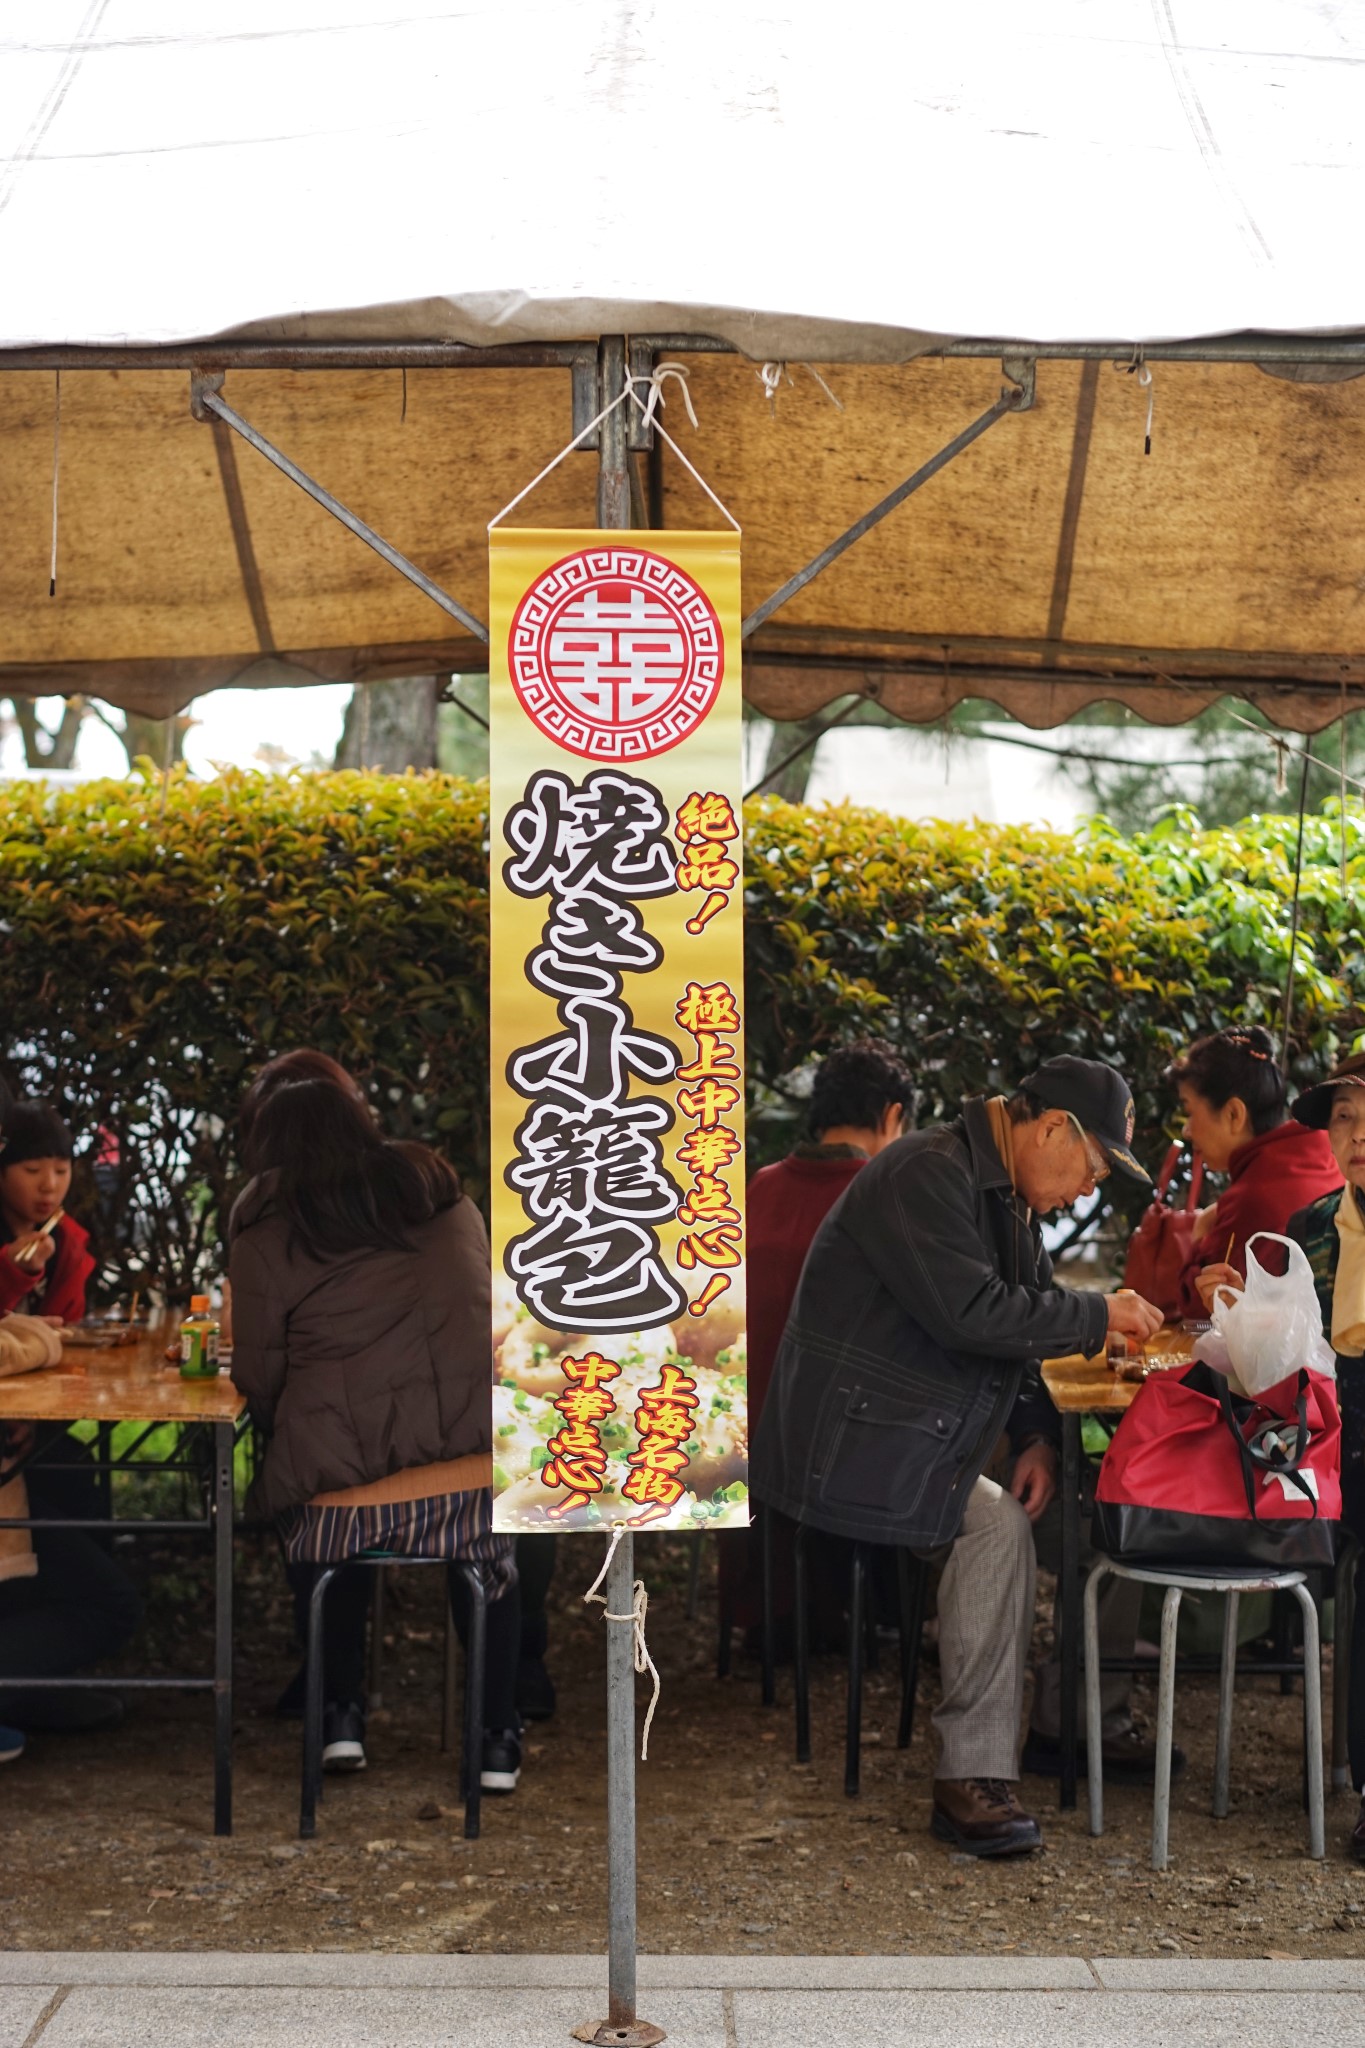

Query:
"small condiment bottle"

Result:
[[179, 1294, 221, 1378]]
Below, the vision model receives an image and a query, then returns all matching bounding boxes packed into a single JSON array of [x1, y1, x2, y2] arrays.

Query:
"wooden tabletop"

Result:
[[1041, 1325, 1196, 1415], [0, 1314, 245, 1424]]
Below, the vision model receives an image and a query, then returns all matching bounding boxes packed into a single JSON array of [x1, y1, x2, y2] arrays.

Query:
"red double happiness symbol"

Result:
[[509, 546, 724, 761]]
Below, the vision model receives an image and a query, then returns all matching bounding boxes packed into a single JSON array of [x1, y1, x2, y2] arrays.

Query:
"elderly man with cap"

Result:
[[752, 1055, 1160, 1856]]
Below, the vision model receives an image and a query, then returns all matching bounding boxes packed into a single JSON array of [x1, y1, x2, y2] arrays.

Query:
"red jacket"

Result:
[[746, 1148, 868, 1428], [1175, 1120, 1342, 1318], [0, 1215, 95, 1324]]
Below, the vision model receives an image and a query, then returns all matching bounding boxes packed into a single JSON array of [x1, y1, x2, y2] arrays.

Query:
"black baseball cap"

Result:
[[1022, 1055, 1151, 1185]]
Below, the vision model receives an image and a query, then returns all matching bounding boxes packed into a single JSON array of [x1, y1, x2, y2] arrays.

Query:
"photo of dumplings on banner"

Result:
[[489, 526, 746, 1535]]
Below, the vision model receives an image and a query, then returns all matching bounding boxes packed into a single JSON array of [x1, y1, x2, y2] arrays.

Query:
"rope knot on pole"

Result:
[[584, 1525, 662, 1760]]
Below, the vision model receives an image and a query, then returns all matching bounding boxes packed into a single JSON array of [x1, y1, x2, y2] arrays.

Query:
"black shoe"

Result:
[[516, 1656, 557, 1722], [1021, 1727, 1186, 1785], [480, 1727, 522, 1793], [322, 1701, 367, 1773], [275, 1663, 308, 1720], [930, 1778, 1042, 1858]]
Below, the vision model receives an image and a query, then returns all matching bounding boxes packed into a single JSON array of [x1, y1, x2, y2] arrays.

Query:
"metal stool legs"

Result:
[[367, 1561, 388, 1707], [1213, 1590, 1239, 1819], [300, 1564, 341, 1840], [300, 1556, 488, 1843], [1294, 1577, 1326, 1860], [1086, 1560, 1326, 1870], [897, 1550, 927, 1752], [792, 1524, 811, 1763], [845, 1544, 867, 1797], [1333, 1540, 1360, 1792], [450, 1560, 486, 1842], [760, 1505, 777, 1708]]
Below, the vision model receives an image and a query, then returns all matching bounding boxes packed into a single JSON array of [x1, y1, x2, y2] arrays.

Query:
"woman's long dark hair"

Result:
[[244, 1080, 459, 1262], [238, 1048, 368, 1156]]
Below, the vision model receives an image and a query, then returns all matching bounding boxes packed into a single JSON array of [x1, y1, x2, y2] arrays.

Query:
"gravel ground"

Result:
[[3, 1531, 1363, 1960]]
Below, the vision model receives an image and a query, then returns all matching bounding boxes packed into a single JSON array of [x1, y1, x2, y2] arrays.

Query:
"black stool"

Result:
[[300, 1552, 487, 1841], [792, 1525, 928, 1796]]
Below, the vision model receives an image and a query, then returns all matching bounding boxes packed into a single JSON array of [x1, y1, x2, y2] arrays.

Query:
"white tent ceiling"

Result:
[[3, 2, 1364, 357], [3, 4, 1365, 728]]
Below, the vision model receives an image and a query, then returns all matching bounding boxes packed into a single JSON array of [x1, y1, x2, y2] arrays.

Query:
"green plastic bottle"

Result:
[[179, 1295, 221, 1378]]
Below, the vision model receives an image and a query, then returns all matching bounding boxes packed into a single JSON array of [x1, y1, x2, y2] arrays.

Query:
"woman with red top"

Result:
[[0, 1103, 95, 1324], [1167, 1026, 1341, 1320]]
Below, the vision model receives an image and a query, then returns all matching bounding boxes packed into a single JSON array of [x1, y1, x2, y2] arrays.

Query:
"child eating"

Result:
[[0, 1104, 94, 1324]]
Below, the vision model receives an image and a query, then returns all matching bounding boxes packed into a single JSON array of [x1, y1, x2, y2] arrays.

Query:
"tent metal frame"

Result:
[[4, 327, 1365, 726]]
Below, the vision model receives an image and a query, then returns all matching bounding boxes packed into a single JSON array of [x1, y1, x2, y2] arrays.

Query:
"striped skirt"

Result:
[[278, 1485, 517, 1603]]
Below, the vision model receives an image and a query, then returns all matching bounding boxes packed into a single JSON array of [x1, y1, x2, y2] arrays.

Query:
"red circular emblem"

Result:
[[508, 546, 724, 761]]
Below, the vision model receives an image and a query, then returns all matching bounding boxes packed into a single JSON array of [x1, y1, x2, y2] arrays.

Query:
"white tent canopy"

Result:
[[4, 5, 1365, 729], [3, 2, 1365, 358]]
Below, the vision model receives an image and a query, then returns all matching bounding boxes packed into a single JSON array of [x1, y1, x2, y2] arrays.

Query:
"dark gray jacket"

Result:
[[750, 1096, 1108, 1549]]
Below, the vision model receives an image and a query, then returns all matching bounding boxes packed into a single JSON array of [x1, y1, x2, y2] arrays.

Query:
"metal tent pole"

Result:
[[572, 336, 666, 2048]]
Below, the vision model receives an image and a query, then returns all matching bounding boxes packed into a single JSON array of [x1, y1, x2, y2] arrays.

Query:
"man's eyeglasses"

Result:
[[1065, 1113, 1110, 1184]]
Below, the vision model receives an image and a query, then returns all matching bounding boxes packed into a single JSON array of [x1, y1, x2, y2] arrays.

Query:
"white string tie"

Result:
[[642, 361, 698, 432], [757, 362, 841, 413], [583, 1524, 663, 1761], [489, 363, 738, 533], [1114, 349, 1154, 455], [758, 361, 791, 411]]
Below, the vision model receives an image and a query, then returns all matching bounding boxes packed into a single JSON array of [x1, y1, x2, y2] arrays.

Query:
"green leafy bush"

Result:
[[1, 771, 1362, 1299], [0, 769, 489, 1299], [742, 798, 1365, 1188]]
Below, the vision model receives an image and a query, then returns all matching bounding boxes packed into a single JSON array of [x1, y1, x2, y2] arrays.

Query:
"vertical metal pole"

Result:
[[605, 1529, 638, 2029], [574, 341, 664, 2048], [597, 336, 630, 530], [598, 335, 654, 2048]]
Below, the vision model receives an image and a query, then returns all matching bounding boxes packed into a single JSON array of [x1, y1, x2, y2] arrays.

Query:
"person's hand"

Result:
[[1195, 1262, 1243, 1315], [1011, 1441, 1058, 1523], [1104, 1290, 1163, 1340], [8, 1232, 55, 1271], [1189, 1203, 1220, 1245]]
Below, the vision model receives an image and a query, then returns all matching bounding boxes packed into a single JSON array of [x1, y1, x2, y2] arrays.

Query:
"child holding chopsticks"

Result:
[[0, 1103, 94, 1324]]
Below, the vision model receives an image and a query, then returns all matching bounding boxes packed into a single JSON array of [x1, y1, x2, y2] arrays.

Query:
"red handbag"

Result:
[[1094, 1362, 1341, 1571], [1122, 1142, 1204, 1315]]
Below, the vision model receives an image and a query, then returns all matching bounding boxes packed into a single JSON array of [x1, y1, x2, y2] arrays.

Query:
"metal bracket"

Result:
[[1001, 354, 1038, 410], [188, 374, 489, 643], [571, 340, 657, 452], [189, 369, 225, 421]]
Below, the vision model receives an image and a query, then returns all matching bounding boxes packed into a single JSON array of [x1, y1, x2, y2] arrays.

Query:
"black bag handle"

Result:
[[1215, 1370, 1317, 1522]]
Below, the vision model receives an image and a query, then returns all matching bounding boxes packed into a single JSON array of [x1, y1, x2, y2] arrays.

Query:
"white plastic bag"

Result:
[[1197, 1231, 1336, 1397]]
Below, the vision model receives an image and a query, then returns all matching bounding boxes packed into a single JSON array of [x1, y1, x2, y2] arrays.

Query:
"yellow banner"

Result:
[[489, 528, 747, 1534]]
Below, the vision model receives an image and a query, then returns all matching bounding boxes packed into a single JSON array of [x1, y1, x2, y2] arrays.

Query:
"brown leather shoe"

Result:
[[931, 1777, 1042, 1858], [1351, 1794, 1365, 1862]]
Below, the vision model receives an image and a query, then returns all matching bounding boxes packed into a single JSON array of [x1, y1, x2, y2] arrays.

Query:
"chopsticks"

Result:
[[13, 1207, 65, 1267]]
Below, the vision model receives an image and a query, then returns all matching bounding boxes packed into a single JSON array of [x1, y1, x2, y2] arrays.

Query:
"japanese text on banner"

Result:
[[489, 531, 747, 1533]]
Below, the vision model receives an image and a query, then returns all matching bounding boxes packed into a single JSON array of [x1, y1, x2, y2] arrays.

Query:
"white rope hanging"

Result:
[[1114, 349, 1154, 455], [583, 1523, 662, 1761]]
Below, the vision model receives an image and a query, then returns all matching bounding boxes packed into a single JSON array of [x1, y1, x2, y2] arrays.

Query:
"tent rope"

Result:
[[1280, 739, 1313, 1056], [488, 362, 738, 531]]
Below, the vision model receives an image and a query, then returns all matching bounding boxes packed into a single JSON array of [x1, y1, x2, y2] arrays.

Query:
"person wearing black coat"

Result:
[[752, 1056, 1159, 1857]]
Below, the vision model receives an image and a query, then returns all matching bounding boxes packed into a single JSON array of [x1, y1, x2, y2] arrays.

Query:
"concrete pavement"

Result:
[[5, 1952, 1365, 2047]]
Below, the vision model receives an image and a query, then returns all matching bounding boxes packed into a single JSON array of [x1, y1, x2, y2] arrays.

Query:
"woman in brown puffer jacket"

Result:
[[230, 1076, 520, 1789]]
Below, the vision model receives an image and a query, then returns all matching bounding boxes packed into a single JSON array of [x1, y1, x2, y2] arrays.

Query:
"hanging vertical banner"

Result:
[[489, 528, 747, 1533]]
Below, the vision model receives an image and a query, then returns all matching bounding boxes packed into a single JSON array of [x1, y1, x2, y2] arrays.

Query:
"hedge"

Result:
[[1, 769, 1362, 1300]]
